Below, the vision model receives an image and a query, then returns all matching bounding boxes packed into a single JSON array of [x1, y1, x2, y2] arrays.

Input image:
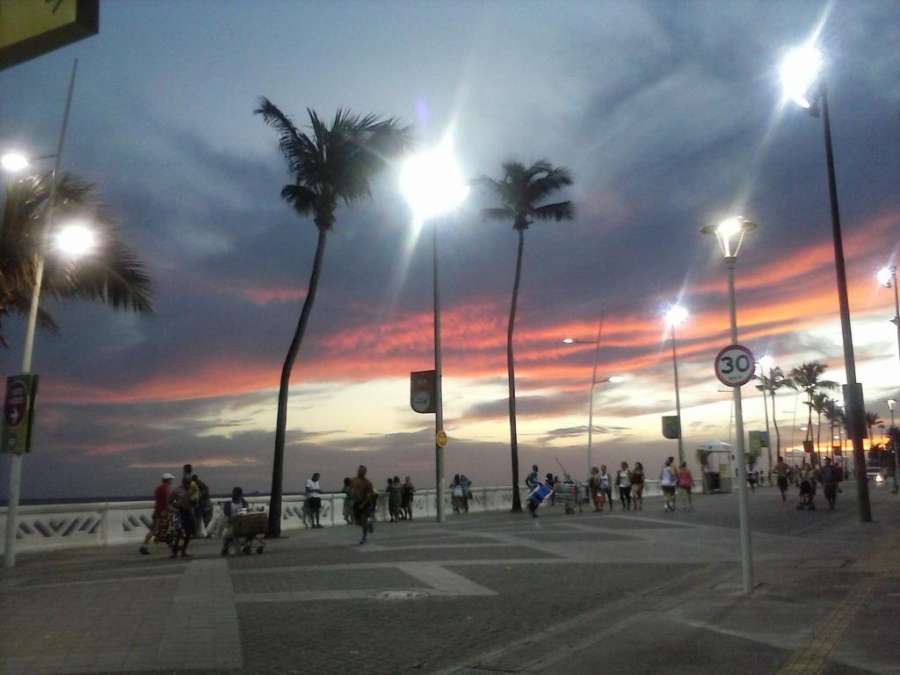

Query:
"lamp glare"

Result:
[[781, 46, 823, 109]]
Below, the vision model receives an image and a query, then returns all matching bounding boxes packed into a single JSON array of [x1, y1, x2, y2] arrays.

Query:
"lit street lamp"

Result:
[[561, 323, 623, 476], [3, 59, 79, 568], [701, 215, 756, 594], [664, 304, 689, 466], [399, 136, 468, 524], [877, 265, 900, 372], [781, 44, 872, 522]]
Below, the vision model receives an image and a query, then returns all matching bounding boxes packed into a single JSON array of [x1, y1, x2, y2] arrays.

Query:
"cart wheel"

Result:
[[256, 546, 264, 554]]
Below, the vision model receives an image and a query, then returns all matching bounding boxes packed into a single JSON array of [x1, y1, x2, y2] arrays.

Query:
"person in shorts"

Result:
[[169, 475, 196, 558], [676, 461, 693, 510], [616, 462, 632, 510], [305, 472, 323, 528], [401, 476, 416, 521], [660, 457, 678, 512], [140, 473, 174, 555], [631, 462, 645, 510], [774, 456, 790, 502], [350, 466, 375, 545]]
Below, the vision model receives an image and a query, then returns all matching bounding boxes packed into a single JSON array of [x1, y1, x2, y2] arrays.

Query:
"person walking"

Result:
[[526, 465, 540, 490], [676, 461, 693, 511], [631, 462, 645, 510], [820, 457, 841, 510], [350, 465, 375, 545], [389, 476, 402, 522], [616, 462, 632, 510], [588, 466, 602, 511], [460, 474, 472, 513], [140, 473, 174, 555], [598, 465, 613, 511], [774, 457, 789, 502], [401, 476, 415, 521], [341, 476, 354, 525], [169, 475, 195, 558], [660, 457, 678, 512], [191, 473, 212, 537], [305, 472, 323, 528], [221, 487, 249, 556]]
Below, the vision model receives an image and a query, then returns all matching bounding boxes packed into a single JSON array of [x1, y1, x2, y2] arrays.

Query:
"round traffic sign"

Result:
[[714, 344, 755, 387], [436, 430, 448, 448]]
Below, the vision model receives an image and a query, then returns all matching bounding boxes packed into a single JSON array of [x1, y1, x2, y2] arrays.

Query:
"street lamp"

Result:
[[664, 304, 688, 466], [4, 59, 79, 568], [701, 215, 755, 594], [399, 136, 468, 524], [877, 265, 900, 367], [889, 399, 898, 494], [1, 151, 30, 173], [561, 323, 623, 476], [781, 43, 872, 522]]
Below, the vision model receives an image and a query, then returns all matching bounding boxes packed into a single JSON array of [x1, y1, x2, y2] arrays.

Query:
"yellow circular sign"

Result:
[[436, 430, 449, 448]]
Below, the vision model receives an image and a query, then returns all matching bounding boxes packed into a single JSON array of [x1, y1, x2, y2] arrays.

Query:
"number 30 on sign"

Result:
[[714, 344, 755, 387]]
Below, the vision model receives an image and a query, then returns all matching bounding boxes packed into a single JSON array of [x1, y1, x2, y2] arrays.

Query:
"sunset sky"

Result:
[[1, 1, 898, 499]]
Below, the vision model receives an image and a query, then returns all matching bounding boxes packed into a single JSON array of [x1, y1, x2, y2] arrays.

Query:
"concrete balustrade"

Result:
[[0, 480, 685, 555]]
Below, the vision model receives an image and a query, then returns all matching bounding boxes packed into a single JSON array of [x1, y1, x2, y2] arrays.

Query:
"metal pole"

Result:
[[890, 402, 898, 494], [820, 86, 872, 522], [761, 378, 772, 478], [432, 221, 444, 523], [5, 59, 78, 568], [726, 257, 753, 594], [586, 319, 603, 476], [671, 325, 685, 465]]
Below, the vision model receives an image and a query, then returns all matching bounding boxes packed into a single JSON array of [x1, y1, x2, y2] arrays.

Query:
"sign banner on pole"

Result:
[[0, 0, 99, 70], [3, 374, 38, 454], [662, 415, 681, 440], [749, 431, 768, 451], [410, 370, 436, 414]]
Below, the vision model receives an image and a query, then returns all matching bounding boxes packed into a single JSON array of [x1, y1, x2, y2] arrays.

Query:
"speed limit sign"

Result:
[[714, 344, 755, 387]]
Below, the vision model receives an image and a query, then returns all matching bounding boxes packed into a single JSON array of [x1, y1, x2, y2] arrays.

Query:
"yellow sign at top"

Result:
[[0, 0, 98, 70]]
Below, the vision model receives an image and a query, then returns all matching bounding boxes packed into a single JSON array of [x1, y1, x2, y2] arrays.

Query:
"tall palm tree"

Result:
[[789, 362, 837, 460], [756, 366, 792, 459], [477, 161, 573, 512], [865, 411, 883, 447], [256, 99, 411, 536], [1, 172, 152, 345]]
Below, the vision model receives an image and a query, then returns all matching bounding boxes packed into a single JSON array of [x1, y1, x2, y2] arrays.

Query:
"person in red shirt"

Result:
[[140, 473, 174, 555]]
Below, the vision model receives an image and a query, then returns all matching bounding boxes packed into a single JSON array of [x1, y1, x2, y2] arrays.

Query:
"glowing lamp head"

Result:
[[1, 151, 29, 173], [889, 399, 896, 412], [781, 46, 823, 109], [399, 137, 469, 225], [562, 338, 575, 344], [607, 375, 624, 384], [665, 304, 689, 328], [701, 216, 757, 259], [877, 266, 895, 288], [55, 223, 97, 259]]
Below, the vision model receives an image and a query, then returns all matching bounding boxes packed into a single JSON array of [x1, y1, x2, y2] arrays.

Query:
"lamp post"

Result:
[[562, 326, 623, 476], [877, 265, 900, 371], [664, 304, 688, 466], [889, 399, 898, 494], [3, 60, 79, 568], [399, 137, 468, 524], [756, 354, 775, 476], [701, 215, 756, 594], [781, 45, 872, 522]]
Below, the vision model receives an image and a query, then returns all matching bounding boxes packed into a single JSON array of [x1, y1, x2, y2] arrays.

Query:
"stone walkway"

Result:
[[1, 486, 899, 674]]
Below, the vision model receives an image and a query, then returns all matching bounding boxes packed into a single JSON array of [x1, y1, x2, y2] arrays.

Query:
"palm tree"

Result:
[[789, 362, 837, 461], [756, 366, 792, 459], [477, 161, 573, 512], [1, 172, 152, 345], [823, 399, 844, 458], [256, 99, 411, 536], [808, 392, 830, 463], [865, 411, 883, 447]]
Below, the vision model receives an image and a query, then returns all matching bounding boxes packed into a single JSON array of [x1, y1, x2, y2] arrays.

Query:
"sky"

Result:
[[1, 0, 898, 500]]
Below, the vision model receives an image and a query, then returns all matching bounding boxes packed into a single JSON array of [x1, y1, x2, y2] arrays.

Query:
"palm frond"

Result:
[[531, 200, 574, 222], [482, 207, 515, 221]]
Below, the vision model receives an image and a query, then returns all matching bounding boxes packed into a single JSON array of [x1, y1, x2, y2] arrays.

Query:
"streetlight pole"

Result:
[[781, 46, 871, 522], [670, 324, 685, 466], [889, 399, 898, 494], [586, 320, 603, 476], [5, 59, 78, 568], [432, 221, 445, 523]]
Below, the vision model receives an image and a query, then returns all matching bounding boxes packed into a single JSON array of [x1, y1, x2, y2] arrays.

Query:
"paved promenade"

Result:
[[2, 485, 899, 674]]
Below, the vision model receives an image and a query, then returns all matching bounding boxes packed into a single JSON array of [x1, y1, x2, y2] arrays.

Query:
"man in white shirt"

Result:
[[305, 473, 323, 529]]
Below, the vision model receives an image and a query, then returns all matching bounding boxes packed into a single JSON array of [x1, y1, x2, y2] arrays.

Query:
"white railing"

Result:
[[0, 481, 682, 555]]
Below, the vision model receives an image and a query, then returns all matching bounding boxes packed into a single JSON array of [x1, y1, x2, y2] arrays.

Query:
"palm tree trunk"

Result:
[[267, 228, 328, 537], [816, 411, 823, 460], [507, 229, 525, 512], [770, 389, 781, 458]]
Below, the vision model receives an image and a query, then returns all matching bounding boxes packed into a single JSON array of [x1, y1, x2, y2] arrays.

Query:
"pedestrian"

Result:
[[401, 476, 415, 521], [676, 461, 693, 510], [451, 474, 465, 514], [341, 476, 354, 525], [588, 466, 602, 511], [598, 465, 613, 511], [820, 457, 841, 510], [220, 487, 249, 556], [631, 462, 645, 510], [191, 473, 212, 537], [747, 469, 758, 493], [168, 475, 195, 558], [525, 465, 540, 490], [140, 472, 174, 555], [797, 465, 816, 510], [460, 474, 472, 513], [305, 472, 323, 528], [774, 456, 789, 502], [389, 475, 402, 522], [350, 465, 375, 545], [660, 457, 678, 512], [616, 461, 632, 510]]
